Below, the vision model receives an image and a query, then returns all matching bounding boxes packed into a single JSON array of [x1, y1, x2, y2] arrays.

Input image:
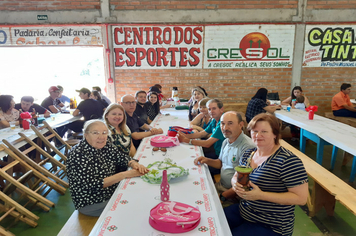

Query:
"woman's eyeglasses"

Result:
[[88, 131, 108, 137], [152, 147, 167, 156]]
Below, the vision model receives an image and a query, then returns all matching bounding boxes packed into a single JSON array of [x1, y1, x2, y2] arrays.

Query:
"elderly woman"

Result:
[[0, 95, 19, 129], [281, 86, 310, 107], [245, 88, 280, 123], [66, 119, 148, 216], [189, 86, 208, 121], [224, 113, 308, 236], [104, 103, 136, 157], [189, 98, 212, 132]]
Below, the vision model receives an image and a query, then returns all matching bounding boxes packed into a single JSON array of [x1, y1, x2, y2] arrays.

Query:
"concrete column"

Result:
[[291, 24, 306, 88]]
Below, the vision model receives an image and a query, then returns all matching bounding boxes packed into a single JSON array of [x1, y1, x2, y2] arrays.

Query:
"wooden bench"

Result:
[[57, 210, 98, 236], [224, 102, 248, 113], [325, 112, 356, 128], [280, 140, 356, 217]]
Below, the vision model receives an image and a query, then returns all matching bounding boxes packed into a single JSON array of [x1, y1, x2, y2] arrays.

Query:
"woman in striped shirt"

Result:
[[224, 113, 308, 236]]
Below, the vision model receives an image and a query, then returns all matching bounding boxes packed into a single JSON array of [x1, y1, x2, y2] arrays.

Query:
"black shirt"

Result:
[[126, 111, 145, 149], [15, 103, 47, 114], [134, 103, 148, 124], [41, 96, 61, 111], [77, 99, 104, 121]]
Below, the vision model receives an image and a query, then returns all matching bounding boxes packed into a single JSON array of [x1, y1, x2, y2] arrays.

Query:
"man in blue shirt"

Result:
[[178, 99, 225, 175]]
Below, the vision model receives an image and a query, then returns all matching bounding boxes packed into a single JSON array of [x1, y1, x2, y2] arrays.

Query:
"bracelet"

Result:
[[189, 139, 193, 145]]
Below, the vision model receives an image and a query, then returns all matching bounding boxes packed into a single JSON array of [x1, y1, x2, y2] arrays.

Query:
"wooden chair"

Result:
[[32, 121, 80, 157], [0, 144, 57, 212], [0, 190, 39, 234], [2, 136, 69, 191]]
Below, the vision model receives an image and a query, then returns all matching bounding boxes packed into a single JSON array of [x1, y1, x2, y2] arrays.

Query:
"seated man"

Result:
[[332, 83, 356, 118], [93, 86, 111, 105], [194, 112, 255, 206], [134, 90, 149, 124], [57, 85, 71, 105], [15, 96, 51, 117], [177, 99, 225, 175], [121, 95, 163, 149], [41, 86, 64, 113], [68, 88, 105, 132]]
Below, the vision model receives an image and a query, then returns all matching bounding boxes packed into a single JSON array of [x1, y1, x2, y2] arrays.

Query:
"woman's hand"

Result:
[[126, 169, 146, 178], [131, 162, 149, 174], [233, 181, 263, 201]]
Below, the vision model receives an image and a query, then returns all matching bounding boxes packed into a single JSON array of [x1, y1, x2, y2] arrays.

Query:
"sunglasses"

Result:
[[152, 147, 167, 156]]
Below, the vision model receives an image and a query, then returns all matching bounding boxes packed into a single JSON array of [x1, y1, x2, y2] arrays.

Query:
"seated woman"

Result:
[[0, 95, 19, 129], [281, 86, 310, 107], [90, 90, 109, 108], [245, 88, 280, 123], [66, 119, 148, 216], [146, 91, 160, 124], [103, 103, 136, 157], [189, 98, 212, 132], [189, 86, 208, 121], [225, 113, 308, 236]]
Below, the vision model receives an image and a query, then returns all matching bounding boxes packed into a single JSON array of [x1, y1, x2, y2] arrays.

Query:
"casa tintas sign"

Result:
[[112, 25, 204, 69], [303, 25, 356, 67], [204, 25, 295, 69], [0, 26, 102, 46]]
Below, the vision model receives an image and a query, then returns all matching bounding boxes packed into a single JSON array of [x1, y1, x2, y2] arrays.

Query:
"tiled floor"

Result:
[[4, 138, 356, 236]]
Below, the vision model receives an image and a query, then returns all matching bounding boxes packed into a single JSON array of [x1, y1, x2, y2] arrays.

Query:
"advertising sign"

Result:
[[303, 25, 356, 67], [0, 26, 103, 46], [112, 25, 204, 69], [204, 25, 295, 68]]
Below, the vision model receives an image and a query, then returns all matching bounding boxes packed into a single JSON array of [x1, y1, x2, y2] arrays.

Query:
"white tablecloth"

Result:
[[275, 109, 356, 156], [89, 108, 232, 236]]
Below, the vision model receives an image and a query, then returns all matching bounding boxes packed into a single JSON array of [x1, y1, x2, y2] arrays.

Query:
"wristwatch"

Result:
[[219, 193, 227, 202]]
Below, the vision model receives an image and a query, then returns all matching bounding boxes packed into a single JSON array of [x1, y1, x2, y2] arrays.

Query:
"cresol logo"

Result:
[[208, 217, 217, 236]]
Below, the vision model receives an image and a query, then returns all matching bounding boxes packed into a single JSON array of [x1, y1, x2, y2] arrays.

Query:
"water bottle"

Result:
[[171, 87, 178, 99], [160, 170, 170, 201]]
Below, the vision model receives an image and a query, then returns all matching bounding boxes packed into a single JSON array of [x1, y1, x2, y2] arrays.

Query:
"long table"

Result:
[[89, 108, 232, 236], [275, 109, 356, 182]]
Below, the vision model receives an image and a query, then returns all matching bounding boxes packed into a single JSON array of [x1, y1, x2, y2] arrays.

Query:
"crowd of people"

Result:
[[1, 82, 355, 235]]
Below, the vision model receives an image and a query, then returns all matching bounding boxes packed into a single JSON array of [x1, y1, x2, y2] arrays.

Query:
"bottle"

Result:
[[32, 108, 38, 126], [172, 87, 178, 99], [73, 97, 77, 108], [18, 109, 23, 128], [160, 170, 170, 202], [70, 98, 74, 109]]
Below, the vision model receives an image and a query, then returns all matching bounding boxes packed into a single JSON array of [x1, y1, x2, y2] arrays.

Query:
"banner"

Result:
[[0, 26, 103, 46], [204, 25, 295, 68], [112, 25, 204, 69], [303, 25, 356, 67]]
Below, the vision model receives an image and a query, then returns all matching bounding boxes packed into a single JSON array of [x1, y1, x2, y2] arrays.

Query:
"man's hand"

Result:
[[150, 128, 163, 135], [177, 131, 190, 143], [194, 156, 207, 165]]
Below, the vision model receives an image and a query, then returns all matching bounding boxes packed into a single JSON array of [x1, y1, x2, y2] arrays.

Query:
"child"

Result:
[[146, 91, 160, 124], [293, 95, 306, 111]]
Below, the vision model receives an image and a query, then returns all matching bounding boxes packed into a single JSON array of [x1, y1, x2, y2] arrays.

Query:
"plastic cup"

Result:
[[234, 166, 253, 190], [287, 106, 291, 112], [50, 114, 55, 121], [9, 121, 16, 130]]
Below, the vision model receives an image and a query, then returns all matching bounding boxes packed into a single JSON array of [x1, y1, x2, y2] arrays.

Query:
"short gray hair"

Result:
[[83, 119, 106, 134], [207, 99, 223, 109]]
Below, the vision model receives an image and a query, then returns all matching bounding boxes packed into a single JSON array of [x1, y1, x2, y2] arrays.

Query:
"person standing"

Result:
[[332, 83, 356, 118]]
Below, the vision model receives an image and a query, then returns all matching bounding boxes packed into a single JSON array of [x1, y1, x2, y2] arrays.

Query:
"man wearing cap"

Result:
[[16, 96, 51, 117], [121, 94, 163, 149], [41, 86, 64, 113], [67, 88, 105, 132]]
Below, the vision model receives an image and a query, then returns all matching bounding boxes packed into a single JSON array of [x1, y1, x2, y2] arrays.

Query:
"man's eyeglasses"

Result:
[[152, 147, 167, 156], [123, 101, 136, 105], [87, 131, 108, 137]]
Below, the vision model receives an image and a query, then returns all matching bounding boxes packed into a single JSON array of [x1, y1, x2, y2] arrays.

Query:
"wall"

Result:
[[0, 0, 101, 11]]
